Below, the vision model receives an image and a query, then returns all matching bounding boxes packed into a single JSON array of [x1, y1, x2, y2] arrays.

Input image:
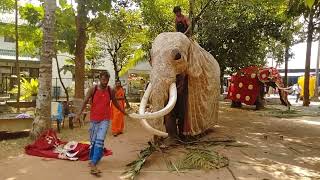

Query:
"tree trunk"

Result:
[[112, 54, 120, 81], [15, 0, 21, 113], [30, 0, 56, 139], [284, 45, 290, 87], [303, 11, 314, 106], [55, 53, 69, 102], [312, 40, 320, 101], [115, 71, 119, 81], [220, 67, 225, 94], [74, 0, 88, 99], [189, 0, 195, 36]]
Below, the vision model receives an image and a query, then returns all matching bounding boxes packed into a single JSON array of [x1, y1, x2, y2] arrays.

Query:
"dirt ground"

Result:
[[0, 102, 320, 180]]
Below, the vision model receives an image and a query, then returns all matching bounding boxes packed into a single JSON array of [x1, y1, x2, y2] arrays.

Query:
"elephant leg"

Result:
[[231, 101, 242, 108], [255, 94, 265, 110], [164, 111, 178, 138], [255, 100, 263, 110], [175, 74, 188, 137], [255, 84, 266, 110]]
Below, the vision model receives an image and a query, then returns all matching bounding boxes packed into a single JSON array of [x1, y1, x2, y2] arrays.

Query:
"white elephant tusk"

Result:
[[129, 83, 177, 120], [282, 89, 292, 93], [275, 83, 291, 106], [129, 82, 177, 137], [276, 83, 292, 90], [276, 85, 292, 93]]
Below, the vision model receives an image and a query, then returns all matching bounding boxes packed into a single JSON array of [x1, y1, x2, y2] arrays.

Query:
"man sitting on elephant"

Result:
[[173, 6, 191, 37]]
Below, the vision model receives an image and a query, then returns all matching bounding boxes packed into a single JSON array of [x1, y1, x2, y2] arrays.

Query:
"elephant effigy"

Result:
[[227, 66, 291, 109], [129, 32, 220, 138]]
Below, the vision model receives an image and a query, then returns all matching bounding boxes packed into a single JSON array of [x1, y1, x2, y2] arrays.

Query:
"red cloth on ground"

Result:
[[25, 129, 112, 161]]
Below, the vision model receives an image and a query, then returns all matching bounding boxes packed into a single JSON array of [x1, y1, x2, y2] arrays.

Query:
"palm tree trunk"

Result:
[[303, 10, 314, 106], [30, 0, 56, 139]]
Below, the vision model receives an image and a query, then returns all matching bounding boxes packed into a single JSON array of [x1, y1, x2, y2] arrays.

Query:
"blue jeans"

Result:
[[89, 120, 110, 165]]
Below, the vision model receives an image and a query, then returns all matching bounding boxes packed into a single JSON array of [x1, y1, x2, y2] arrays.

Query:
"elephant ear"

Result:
[[186, 41, 205, 77], [183, 40, 221, 136]]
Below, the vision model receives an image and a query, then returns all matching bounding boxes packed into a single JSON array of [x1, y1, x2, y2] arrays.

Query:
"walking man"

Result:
[[76, 71, 126, 176]]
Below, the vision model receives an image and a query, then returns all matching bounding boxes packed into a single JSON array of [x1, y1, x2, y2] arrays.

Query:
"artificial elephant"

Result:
[[227, 66, 291, 110], [129, 32, 220, 138]]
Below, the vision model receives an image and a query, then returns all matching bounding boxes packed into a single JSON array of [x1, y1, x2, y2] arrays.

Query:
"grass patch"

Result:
[[0, 137, 31, 160], [259, 107, 320, 118]]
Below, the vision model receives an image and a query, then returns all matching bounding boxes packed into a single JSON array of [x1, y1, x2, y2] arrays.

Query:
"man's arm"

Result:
[[184, 16, 191, 35], [77, 87, 94, 116], [111, 88, 127, 115]]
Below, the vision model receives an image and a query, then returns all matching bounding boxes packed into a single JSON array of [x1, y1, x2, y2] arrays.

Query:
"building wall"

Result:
[[0, 36, 15, 50], [50, 52, 117, 97]]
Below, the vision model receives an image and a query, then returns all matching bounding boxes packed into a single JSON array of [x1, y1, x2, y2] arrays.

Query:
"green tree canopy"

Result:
[[198, 0, 297, 74]]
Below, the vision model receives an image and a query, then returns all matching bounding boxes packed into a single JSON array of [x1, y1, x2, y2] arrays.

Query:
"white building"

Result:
[[267, 41, 320, 84]]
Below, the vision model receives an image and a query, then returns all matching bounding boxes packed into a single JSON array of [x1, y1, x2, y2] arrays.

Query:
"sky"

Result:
[[267, 41, 320, 70]]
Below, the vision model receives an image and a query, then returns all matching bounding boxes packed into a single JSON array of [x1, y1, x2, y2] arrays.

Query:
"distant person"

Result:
[[293, 84, 301, 103], [76, 71, 126, 176], [111, 80, 130, 137], [173, 6, 191, 37]]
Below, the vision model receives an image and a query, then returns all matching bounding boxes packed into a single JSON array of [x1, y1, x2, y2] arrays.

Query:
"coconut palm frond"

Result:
[[172, 148, 229, 170], [120, 142, 157, 180]]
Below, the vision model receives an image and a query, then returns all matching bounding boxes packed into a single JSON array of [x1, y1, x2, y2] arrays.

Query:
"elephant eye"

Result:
[[171, 49, 181, 60], [174, 52, 181, 60]]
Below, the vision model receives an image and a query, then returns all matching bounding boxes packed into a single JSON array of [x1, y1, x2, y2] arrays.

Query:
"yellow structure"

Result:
[[298, 76, 316, 98]]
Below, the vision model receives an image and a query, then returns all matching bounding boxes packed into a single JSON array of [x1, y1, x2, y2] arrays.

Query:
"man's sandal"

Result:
[[90, 167, 102, 177]]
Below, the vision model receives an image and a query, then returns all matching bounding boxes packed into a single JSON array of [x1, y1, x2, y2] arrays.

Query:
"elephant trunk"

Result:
[[276, 84, 291, 106]]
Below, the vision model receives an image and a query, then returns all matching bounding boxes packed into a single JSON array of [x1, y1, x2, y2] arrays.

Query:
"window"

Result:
[[4, 36, 15, 43]]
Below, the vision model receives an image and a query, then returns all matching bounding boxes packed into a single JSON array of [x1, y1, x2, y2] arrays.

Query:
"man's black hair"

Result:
[[173, 6, 181, 13], [100, 71, 110, 79]]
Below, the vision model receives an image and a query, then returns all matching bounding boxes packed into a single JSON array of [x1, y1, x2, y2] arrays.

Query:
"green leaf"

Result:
[[8, 77, 39, 100], [305, 0, 315, 9]]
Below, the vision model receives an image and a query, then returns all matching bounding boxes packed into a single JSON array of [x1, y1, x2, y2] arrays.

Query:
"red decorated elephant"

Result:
[[227, 66, 291, 109]]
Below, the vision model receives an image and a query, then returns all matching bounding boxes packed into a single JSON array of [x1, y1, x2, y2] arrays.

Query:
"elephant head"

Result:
[[129, 32, 220, 137], [257, 67, 291, 107]]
